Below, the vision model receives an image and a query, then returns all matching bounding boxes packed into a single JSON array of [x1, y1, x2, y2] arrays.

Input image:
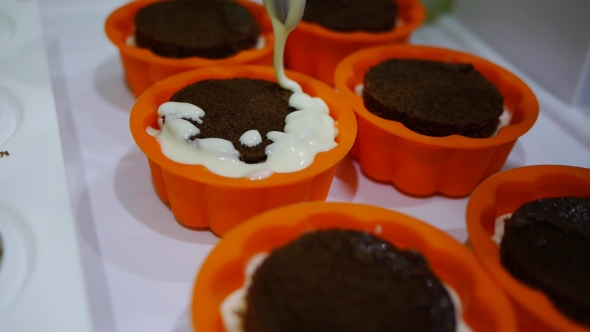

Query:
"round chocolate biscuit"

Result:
[[170, 78, 294, 164], [134, 0, 260, 59], [500, 196, 590, 327], [363, 59, 504, 138], [244, 229, 456, 332], [302, 0, 398, 33]]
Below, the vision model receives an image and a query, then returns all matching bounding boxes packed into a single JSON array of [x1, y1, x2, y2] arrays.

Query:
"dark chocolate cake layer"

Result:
[[363, 59, 504, 138], [302, 0, 398, 33], [244, 229, 456, 332], [134, 0, 260, 59], [500, 196, 590, 327], [170, 78, 294, 164]]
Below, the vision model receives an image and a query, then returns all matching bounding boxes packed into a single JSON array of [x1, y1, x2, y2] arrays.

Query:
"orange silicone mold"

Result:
[[467, 165, 590, 332], [129, 66, 356, 236], [284, 0, 425, 86], [334, 44, 539, 197], [105, 0, 274, 98], [192, 202, 517, 332]]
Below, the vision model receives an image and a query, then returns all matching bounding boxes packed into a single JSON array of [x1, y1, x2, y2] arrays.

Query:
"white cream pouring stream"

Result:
[[147, 0, 338, 180], [263, 0, 305, 93]]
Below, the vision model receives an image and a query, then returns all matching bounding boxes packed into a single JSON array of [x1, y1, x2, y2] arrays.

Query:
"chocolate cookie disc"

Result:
[[500, 196, 590, 327], [363, 59, 504, 138], [134, 0, 260, 59], [170, 78, 294, 164], [244, 229, 456, 332]]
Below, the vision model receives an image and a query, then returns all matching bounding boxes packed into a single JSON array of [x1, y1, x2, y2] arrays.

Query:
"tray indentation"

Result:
[[0, 86, 23, 146], [0, 12, 15, 49], [0, 204, 35, 316]]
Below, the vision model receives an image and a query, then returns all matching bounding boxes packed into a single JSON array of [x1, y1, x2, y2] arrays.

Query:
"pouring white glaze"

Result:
[[263, 0, 306, 93]]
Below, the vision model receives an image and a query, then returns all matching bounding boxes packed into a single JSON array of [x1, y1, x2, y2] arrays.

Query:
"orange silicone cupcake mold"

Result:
[[129, 66, 356, 236], [467, 165, 590, 332], [105, 0, 274, 98], [334, 44, 539, 197], [284, 0, 425, 86], [192, 202, 517, 332]]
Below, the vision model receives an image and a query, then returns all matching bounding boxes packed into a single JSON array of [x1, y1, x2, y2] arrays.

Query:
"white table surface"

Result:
[[37, 1, 590, 331], [0, 0, 91, 331]]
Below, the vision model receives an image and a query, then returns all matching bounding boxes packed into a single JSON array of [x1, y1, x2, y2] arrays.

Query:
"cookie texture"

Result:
[[244, 229, 456, 332], [500, 196, 590, 327], [170, 78, 294, 164], [302, 0, 398, 33], [134, 0, 260, 59], [363, 59, 504, 138]]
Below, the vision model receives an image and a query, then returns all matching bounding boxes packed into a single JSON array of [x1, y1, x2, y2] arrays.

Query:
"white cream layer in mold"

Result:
[[221, 252, 473, 332], [492, 213, 513, 244], [354, 84, 512, 135], [148, 90, 338, 180]]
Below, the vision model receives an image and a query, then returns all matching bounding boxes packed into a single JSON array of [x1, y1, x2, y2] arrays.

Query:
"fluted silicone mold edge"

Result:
[[192, 202, 517, 332], [466, 165, 590, 332], [334, 44, 539, 197]]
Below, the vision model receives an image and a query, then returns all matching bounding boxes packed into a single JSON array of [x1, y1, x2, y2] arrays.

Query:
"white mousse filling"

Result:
[[239, 130, 262, 147], [221, 252, 473, 332], [148, 93, 337, 179], [491, 213, 512, 244], [354, 84, 512, 135]]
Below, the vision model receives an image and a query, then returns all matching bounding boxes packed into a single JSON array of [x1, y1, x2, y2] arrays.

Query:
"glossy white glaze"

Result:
[[148, 94, 337, 179]]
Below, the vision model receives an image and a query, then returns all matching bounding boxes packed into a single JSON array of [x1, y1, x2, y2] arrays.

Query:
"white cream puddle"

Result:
[[148, 94, 337, 179], [239, 130, 262, 147]]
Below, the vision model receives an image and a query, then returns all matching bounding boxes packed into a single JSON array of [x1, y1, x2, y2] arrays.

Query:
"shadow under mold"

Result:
[[327, 154, 359, 202], [500, 139, 526, 171], [45, 35, 120, 332], [113, 147, 219, 245], [93, 54, 136, 111], [172, 306, 193, 332]]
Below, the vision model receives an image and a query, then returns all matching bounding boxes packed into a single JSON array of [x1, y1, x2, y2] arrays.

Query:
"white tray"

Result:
[[0, 0, 92, 331], [33, 0, 590, 331]]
